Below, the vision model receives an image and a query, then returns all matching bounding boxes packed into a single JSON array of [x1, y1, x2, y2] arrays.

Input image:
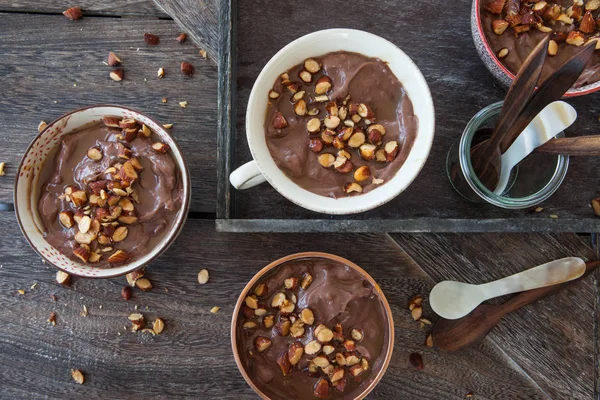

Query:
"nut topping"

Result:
[[87, 147, 103, 161], [110, 69, 124, 82], [350, 328, 364, 342], [309, 138, 324, 153], [300, 273, 313, 290], [318, 153, 336, 168], [315, 76, 332, 94], [245, 295, 259, 309], [271, 292, 286, 308], [354, 166, 371, 182], [344, 182, 363, 194], [359, 144, 377, 161], [305, 340, 322, 355], [284, 277, 299, 290], [144, 33, 160, 45], [314, 378, 330, 399], [294, 99, 307, 116], [107, 249, 130, 264], [288, 342, 304, 365], [63, 6, 82, 20], [348, 131, 366, 148], [254, 336, 272, 353], [492, 19, 510, 35], [59, 211, 74, 228], [299, 70, 312, 83], [324, 116, 341, 129], [315, 324, 334, 343], [300, 308, 315, 325], [290, 319, 305, 337], [276, 352, 292, 376], [304, 58, 321, 73], [497, 48, 509, 58], [384, 141, 399, 161], [275, 318, 291, 336], [306, 118, 321, 133], [268, 90, 280, 99]]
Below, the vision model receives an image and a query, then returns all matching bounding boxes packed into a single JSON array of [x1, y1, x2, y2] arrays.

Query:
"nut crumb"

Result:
[[71, 369, 85, 384], [157, 67, 165, 78], [153, 318, 165, 334], [81, 305, 88, 317], [30, 283, 37, 290], [48, 312, 57, 326], [210, 306, 220, 313], [465, 392, 474, 398], [534, 207, 543, 213], [51, 294, 57, 302], [38, 120, 48, 133], [0, 162, 5, 176], [549, 214, 559, 219], [17, 289, 25, 295], [198, 269, 209, 284], [179, 101, 188, 108], [163, 124, 173, 129], [199, 49, 207, 59], [161, 97, 168, 103]]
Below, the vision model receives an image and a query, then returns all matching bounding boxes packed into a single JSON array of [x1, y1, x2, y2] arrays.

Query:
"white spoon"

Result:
[[429, 257, 586, 320], [494, 101, 577, 195]]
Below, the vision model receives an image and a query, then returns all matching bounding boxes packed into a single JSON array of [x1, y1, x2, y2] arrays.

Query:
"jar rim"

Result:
[[458, 101, 569, 209]]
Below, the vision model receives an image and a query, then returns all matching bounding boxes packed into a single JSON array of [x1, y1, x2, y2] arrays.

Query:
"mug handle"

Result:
[[229, 160, 267, 190]]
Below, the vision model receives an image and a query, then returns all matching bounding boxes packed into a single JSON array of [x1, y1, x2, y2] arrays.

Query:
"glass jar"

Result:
[[446, 101, 569, 209]]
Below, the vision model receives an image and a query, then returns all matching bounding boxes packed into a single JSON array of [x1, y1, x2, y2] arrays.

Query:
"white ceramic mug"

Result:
[[229, 29, 435, 215]]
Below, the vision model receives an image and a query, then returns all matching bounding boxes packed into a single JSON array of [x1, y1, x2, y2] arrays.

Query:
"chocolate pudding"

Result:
[[265, 51, 418, 198], [235, 258, 390, 399], [37, 117, 183, 267], [481, 0, 600, 88]]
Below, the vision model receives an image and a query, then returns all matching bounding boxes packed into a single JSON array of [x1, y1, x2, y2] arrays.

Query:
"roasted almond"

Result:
[[273, 112, 288, 129], [300, 308, 314, 325], [153, 318, 165, 334], [152, 142, 170, 153], [181, 61, 194, 76], [271, 292, 286, 308], [492, 19, 509, 35], [318, 153, 336, 168], [107, 52, 121, 66], [73, 246, 90, 263], [288, 342, 304, 365], [304, 58, 321, 73], [548, 39, 558, 56], [175, 33, 187, 43], [300, 273, 313, 289], [566, 30, 585, 46], [144, 33, 160, 45], [63, 6, 82, 20], [59, 211, 75, 228], [71, 369, 85, 384], [245, 295, 259, 309], [135, 278, 152, 291], [107, 249, 130, 264], [294, 99, 307, 116], [580, 11, 595, 33], [315, 324, 334, 343], [299, 70, 312, 83], [315, 76, 332, 95], [314, 378, 330, 399], [254, 336, 272, 352], [110, 69, 124, 81], [276, 352, 292, 376]]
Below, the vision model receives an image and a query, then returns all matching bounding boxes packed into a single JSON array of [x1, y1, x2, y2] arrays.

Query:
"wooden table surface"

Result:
[[1, 1, 600, 399]]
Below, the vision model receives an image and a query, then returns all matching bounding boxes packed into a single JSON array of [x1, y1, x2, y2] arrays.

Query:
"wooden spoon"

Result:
[[432, 260, 600, 352], [498, 40, 597, 153], [534, 135, 600, 156], [470, 36, 550, 189]]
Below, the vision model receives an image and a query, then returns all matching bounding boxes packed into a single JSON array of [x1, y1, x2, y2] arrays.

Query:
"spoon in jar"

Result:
[[429, 257, 586, 320], [493, 100, 577, 195]]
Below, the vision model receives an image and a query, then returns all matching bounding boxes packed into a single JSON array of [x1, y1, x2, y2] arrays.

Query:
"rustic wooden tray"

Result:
[[216, 0, 600, 232]]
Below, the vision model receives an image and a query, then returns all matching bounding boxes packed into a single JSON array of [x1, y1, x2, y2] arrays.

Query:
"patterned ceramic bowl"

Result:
[[471, 0, 600, 97], [14, 105, 191, 278]]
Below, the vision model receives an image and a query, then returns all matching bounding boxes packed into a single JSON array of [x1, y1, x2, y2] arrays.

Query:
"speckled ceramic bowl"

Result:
[[14, 105, 191, 278], [471, 0, 600, 97]]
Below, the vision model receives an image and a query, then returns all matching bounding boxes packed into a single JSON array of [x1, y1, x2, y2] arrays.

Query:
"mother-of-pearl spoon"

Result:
[[429, 257, 586, 320]]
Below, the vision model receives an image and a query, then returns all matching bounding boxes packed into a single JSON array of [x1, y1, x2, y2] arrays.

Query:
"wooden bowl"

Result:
[[14, 105, 191, 278], [230, 252, 394, 400]]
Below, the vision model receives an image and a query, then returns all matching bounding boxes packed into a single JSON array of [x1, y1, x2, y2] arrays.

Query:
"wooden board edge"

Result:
[[216, 0, 237, 219], [216, 218, 600, 233]]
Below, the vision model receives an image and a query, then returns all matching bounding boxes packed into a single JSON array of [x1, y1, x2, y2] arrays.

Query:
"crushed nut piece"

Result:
[[48, 312, 57, 325], [153, 318, 165, 334], [198, 269, 209, 284], [38, 120, 48, 133], [71, 369, 85, 384], [210, 306, 220, 313]]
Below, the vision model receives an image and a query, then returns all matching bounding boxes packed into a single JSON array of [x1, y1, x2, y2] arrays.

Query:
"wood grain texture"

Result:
[[390, 232, 598, 399], [0, 12, 217, 213], [228, 0, 600, 230], [0, 211, 559, 399], [0, 0, 167, 17], [152, 0, 219, 61]]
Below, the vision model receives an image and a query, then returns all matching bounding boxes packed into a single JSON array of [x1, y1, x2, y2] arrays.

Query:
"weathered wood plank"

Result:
[[0, 13, 217, 213], [229, 0, 600, 228], [152, 0, 219, 61], [0, 211, 549, 399], [390, 232, 597, 399], [0, 0, 167, 17]]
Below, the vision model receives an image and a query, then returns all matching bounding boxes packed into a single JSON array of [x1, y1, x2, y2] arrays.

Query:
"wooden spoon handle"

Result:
[[472, 36, 550, 171], [534, 135, 600, 156], [498, 260, 600, 316], [499, 41, 597, 153]]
